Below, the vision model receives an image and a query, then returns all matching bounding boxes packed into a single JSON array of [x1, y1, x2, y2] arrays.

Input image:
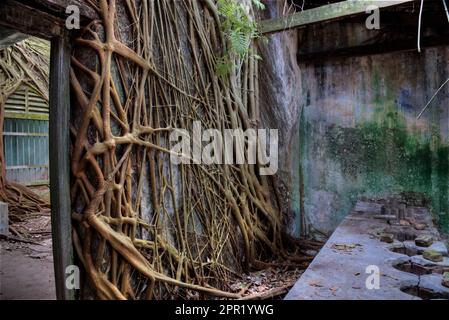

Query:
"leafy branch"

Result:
[[216, 0, 265, 76]]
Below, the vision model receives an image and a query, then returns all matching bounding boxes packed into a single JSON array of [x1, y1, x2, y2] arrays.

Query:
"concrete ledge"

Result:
[[285, 200, 449, 300]]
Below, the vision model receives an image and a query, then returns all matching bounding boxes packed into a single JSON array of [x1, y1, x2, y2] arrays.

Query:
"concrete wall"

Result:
[[258, 1, 303, 237], [298, 46, 449, 235]]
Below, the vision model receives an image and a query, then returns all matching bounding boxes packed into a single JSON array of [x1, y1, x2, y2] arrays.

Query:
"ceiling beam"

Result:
[[30, 0, 99, 21], [0, 27, 28, 49], [258, 0, 417, 35], [0, 0, 64, 39]]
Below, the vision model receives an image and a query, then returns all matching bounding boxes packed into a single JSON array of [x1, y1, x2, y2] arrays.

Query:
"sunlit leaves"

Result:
[[216, 0, 264, 76]]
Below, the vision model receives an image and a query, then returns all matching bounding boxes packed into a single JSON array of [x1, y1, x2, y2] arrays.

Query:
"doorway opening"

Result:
[[0, 29, 55, 299]]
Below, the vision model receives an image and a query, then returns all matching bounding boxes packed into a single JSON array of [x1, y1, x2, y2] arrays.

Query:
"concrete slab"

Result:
[[401, 240, 448, 257], [408, 274, 449, 299], [420, 274, 449, 292], [285, 200, 448, 300], [411, 255, 449, 268]]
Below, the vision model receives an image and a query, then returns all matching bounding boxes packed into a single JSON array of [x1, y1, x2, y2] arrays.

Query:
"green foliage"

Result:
[[229, 31, 251, 56], [216, 56, 232, 77], [216, 0, 265, 75], [252, 0, 266, 10]]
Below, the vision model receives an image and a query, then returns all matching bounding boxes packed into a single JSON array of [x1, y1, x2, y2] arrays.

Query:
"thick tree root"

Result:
[[0, 182, 50, 220], [69, 0, 302, 299]]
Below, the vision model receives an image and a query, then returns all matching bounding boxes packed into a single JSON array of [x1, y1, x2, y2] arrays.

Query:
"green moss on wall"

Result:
[[323, 103, 449, 232]]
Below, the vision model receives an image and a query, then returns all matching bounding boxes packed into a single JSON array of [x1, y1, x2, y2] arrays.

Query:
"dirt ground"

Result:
[[0, 185, 56, 300], [0, 238, 55, 299]]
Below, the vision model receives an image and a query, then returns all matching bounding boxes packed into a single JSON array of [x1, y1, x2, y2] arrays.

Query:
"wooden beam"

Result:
[[0, 27, 28, 49], [297, 0, 449, 61], [31, 0, 99, 21], [0, 0, 63, 39], [49, 34, 74, 300], [258, 0, 416, 34]]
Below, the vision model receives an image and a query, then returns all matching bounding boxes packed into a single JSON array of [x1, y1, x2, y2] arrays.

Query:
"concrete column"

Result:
[[0, 201, 8, 235]]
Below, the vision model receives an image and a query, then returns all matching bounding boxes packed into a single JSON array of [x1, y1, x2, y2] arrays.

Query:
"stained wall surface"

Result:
[[298, 46, 449, 234]]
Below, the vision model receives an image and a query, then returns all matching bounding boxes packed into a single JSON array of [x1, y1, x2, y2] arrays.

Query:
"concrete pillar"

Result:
[[0, 201, 8, 235]]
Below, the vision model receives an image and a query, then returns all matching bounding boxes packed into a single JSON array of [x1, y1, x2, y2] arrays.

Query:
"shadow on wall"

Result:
[[299, 48, 449, 236], [257, 1, 303, 237]]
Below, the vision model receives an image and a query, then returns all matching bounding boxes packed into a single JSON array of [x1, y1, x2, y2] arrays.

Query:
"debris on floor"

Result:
[[226, 240, 324, 300], [415, 235, 433, 247], [0, 238, 55, 300], [0, 186, 55, 300], [229, 267, 304, 300]]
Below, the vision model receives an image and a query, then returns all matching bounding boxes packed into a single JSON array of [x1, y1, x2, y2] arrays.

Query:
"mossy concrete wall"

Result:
[[299, 47, 449, 235]]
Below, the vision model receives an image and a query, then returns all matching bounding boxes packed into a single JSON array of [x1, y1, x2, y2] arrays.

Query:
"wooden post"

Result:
[[49, 33, 74, 300], [0, 0, 80, 300]]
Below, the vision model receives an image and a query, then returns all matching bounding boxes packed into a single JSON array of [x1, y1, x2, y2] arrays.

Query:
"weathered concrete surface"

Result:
[[0, 202, 8, 236], [258, 2, 302, 237], [298, 44, 449, 235], [258, 2, 448, 238], [285, 201, 449, 300], [393, 240, 449, 257], [297, 1, 449, 61]]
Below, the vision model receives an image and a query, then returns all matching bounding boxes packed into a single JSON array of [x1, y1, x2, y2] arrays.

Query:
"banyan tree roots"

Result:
[[70, 0, 299, 299]]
